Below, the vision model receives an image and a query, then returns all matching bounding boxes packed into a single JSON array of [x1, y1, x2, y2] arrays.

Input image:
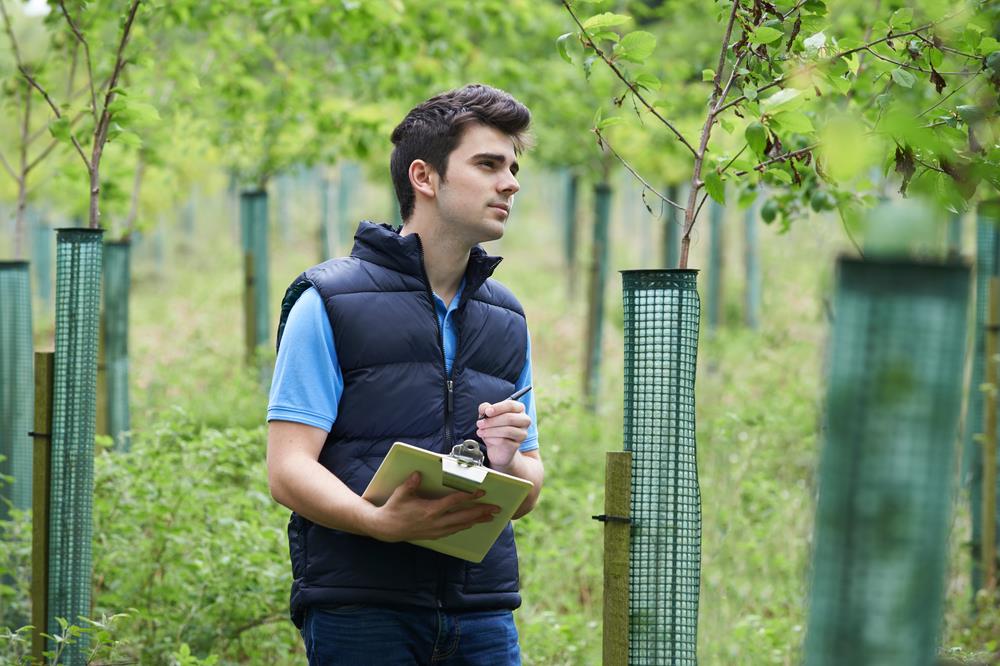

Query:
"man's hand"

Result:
[[477, 399, 531, 470], [370, 472, 500, 542]]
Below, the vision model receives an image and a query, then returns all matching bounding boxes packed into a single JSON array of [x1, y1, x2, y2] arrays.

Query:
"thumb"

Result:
[[405, 471, 422, 490]]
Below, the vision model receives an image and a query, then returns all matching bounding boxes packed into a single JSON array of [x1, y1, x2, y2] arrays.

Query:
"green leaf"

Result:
[[597, 116, 625, 129], [582, 12, 631, 31], [556, 32, 575, 63], [760, 88, 803, 112], [957, 105, 986, 124], [48, 117, 72, 143], [742, 84, 758, 101], [615, 30, 656, 63], [767, 169, 793, 185], [890, 7, 913, 28], [772, 110, 814, 133], [844, 52, 861, 76], [745, 121, 767, 158], [890, 68, 916, 88], [633, 72, 661, 92], [802, 0, 827, 14], [704, 171, 726, 204], [750, 26, 784, 45], [979, 37, 1000, 55], [702, 68, 715, 82], [589, 30, 620, 43]]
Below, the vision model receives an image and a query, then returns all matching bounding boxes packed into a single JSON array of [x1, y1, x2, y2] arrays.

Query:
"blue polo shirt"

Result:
[[267, 284, 538, 452]]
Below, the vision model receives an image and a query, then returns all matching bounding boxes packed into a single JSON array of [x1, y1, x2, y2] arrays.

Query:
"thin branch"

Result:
[[560, 0, 697, 156], [594, 128, 684, 211], [733, 143, 819, 176], [917, 70, 982, 117], [682, 0, 741, 243], [863, 47, 972, 75], [781, 0, 809, 20], [693, 190, 710, 226], [0, 0, 24, 65], [913, 32, 981, 60], [57, 0, 97, 121], [19, 66, 91, 168], [837, 205, 865, 258], [0, 150, 16, 181], [27, 78, 110, 145], [718, 143, 749, 175], [93, 0, 142, 154], [25, 137, 61, 174], [716, 51, 749, 112]]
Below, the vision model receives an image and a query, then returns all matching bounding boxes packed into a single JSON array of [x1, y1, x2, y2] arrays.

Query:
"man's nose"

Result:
[[499, 171, 520, 195]]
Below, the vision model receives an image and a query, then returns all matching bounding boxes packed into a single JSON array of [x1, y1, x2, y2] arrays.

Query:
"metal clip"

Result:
[[450, 439, 485, 467]]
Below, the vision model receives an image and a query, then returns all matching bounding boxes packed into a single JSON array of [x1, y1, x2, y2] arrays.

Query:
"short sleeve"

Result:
[[517, 331, 539, 453], [267, 287, 343, 431]]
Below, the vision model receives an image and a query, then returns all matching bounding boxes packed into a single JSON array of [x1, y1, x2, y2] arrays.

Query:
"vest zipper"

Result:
[[414, 236, 455, 452], [414, 235, 455, 609]]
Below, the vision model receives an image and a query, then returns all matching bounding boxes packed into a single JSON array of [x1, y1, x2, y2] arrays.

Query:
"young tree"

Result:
[[559, 0, 1000, 266]]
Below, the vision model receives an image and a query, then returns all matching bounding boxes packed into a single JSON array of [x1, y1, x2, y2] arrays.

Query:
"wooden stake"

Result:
[[31, 351, 53, 663], [602, 451, 632, 666]]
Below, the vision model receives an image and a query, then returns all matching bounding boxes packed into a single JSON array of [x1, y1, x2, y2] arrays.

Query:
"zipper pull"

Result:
[[447, 380, 454, 413]]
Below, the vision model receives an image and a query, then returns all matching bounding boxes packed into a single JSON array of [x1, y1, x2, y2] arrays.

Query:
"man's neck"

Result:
[[400, 217, 470, 305]]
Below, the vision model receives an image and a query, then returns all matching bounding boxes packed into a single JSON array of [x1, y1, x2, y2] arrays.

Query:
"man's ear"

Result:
[[408, 160, 437, 199]]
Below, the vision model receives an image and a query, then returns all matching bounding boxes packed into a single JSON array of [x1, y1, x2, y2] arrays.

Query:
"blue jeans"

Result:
[[300, 605, 522, 665]]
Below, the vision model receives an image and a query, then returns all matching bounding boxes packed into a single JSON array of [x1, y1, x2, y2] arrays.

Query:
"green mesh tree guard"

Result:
[[966, 201, 1000, 594], [805, 258, 970, 666], [337, 162, 361, 250], [49, 228, 103, 663], [241, 190, 271, 355], [662, 184, 681, 270], [621, 269, 702, 665], [102, 241, 131, 450], [563, 171, 579, 298], [744, 199, 760, 330], [707, 200, 724, 331], [0, 261, 34, 515], [585, 183, 612, 409], [31, 213, 53, 312]]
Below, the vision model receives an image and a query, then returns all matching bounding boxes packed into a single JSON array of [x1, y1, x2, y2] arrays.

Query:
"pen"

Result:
[[479, 385, 533, 419]]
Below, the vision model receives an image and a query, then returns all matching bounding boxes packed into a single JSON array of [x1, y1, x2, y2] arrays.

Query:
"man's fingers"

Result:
[[480, 399, 526, 418], [477, 425, 527, 444], [476, 412, 531, 429]]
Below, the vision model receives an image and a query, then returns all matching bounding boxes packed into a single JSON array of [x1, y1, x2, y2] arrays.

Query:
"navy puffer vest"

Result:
[[276, 222, 528, 628]]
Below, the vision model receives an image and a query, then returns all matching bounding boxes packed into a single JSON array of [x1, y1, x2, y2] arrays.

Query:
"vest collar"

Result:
[[351, 221, 504, 298]]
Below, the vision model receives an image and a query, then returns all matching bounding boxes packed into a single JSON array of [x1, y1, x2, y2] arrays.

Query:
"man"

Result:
[[266, 83, 544, 665]]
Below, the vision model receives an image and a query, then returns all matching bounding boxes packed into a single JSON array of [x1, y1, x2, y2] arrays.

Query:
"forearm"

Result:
[[494, 450, 544, 519], [268, 451, 381, 538]]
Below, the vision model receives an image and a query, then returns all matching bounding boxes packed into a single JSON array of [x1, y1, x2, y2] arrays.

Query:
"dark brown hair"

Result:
[[390, 84, 532, 221]]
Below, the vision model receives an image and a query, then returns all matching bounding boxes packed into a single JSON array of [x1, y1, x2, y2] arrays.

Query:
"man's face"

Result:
[[433, 122, 520, 245]]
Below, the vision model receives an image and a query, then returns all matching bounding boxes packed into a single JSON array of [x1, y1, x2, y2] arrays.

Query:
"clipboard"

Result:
[[361, 440, 533, 563]]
